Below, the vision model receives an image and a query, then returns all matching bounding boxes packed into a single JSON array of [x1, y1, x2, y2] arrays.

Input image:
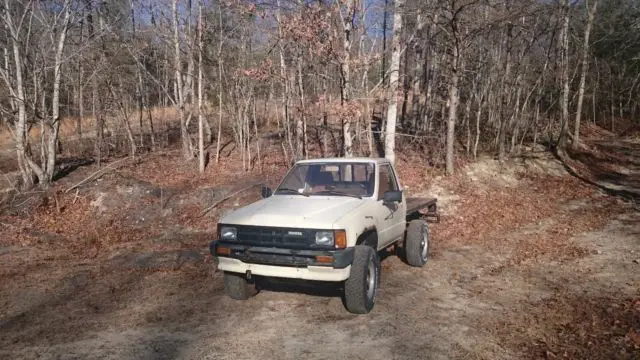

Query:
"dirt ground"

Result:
[[0, 144, 639, 359]]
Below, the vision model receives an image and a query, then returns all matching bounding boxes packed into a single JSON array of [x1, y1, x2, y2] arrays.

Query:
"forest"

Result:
[[0, 0, 638, 185]]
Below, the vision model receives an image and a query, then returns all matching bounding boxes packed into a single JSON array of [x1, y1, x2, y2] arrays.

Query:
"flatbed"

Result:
[[406, 197, 440, 223]]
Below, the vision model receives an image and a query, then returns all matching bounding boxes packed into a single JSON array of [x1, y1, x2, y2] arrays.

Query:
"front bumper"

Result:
[[210, 241, 354, 282]]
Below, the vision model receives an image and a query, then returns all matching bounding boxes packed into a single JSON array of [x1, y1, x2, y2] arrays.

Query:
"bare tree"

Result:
[[384, 0, 404, 165], [573, 0, 598, 146], [444, 1, 466, 175], [173, 0, 192, 160], [198, 0, 205, 172], [558, 0, 571, 149], [338, 0, 358, 157], [1, 0, 72, 187]]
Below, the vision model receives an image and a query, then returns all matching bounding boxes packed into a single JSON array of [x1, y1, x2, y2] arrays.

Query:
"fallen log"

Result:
[[65, 157, 130, 193]]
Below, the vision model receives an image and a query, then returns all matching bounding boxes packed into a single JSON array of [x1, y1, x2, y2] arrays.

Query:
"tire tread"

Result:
[[405, 219, 428, 267]]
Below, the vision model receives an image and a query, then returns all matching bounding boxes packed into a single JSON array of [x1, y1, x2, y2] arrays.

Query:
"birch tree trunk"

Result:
[[339, 0, 356, 157], [573, 0, 598, 146], [215, 3, 223, 164], [198, 0, 205, 172], [446, 46, 459, 175], [3, 0, 32, 186], [384, 0, 404, 165], [173, 0, 192, 160], [276, 0, 293, 161], [77, 11, 84, 138], [44, 0, 72, 183], [296, 58, 307, 159], [558, 0, 571, 149], [411, 13, 424, 131]]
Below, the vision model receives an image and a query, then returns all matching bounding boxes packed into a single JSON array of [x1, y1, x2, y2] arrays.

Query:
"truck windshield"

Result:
[[276, 162, 375, 198]]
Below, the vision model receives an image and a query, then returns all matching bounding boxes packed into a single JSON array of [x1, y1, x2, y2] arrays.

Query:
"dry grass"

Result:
[[0, 106, 182, 150]]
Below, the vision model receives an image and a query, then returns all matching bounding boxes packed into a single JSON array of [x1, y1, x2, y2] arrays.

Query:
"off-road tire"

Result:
[[223, 271, 257, 300], [344, 245, 380, 314], [405, 219, 429, 267]]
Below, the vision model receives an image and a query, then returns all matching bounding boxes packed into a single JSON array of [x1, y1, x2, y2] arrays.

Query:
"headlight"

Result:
[[315, 231, 334, 246], [220, 226, 237, 240]]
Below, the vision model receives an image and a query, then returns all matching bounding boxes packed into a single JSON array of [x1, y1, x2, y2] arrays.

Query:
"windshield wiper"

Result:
[[275, 188, 309, 196], [315, 190, 362, 199]]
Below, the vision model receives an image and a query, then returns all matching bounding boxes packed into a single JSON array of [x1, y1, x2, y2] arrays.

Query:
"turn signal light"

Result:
[[334, 230, 347, 249], [315, 255, 333, 263], [216, 246, 231, 256]]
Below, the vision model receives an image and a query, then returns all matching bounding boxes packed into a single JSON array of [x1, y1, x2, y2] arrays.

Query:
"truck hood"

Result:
[[220, 195, 365, 229]]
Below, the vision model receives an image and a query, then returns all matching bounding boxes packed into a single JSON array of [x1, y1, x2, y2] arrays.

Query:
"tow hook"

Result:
[[246, 270, 252, 280]]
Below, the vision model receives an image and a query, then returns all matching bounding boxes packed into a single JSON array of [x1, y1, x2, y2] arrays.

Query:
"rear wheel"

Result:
[[405, 219, 429, 267], [344, 245, 380, 314], [223, 271, 258, 300]]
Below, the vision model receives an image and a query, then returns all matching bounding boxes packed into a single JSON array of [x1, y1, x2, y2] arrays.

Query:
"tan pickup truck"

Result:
[[211, 158, 438, 314]]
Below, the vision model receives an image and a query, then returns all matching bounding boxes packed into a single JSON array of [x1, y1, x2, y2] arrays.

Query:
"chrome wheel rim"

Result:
[[366, 260, 376, 301], [420, 225, 429, 261]]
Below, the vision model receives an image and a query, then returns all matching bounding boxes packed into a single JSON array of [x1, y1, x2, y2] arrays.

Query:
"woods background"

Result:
[[1, 0, 638, 188]]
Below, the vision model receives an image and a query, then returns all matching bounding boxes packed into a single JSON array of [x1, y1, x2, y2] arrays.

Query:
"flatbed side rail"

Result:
[[406, 197, 440, 223]]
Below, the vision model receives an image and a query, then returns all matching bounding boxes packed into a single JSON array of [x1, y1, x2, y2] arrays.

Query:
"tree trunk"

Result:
[[197, 0, 205, 172], [340, 0, 356, 157], [3, 0, 35, 186], [253, 100, 262, 172], [573, 0, 598, 146], [276, 0, 293, 161], [446, 45, 460, 175], [464, 80, 475, 154], [77, 13, 84, 138], [173, 0, 191, 160], [473, 83, 486, 159], [215, 4, 224, 164], [381, 0, 389, 84], [498, 19, 513, 160], [384, 0, 404, 165], [296, 58, 307, 159], [109, 83, 137, 157], [558, 0, 571, 149], [93, 76, 103, 166], [411, 13, 424, 131], [146, 92, 156, 150]]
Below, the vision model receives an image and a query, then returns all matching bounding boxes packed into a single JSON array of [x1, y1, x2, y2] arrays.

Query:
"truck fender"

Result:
[[356, 227, 378, 249]]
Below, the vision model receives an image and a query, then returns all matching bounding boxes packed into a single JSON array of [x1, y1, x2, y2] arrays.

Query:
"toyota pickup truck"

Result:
[[210, 157, 438, 314]]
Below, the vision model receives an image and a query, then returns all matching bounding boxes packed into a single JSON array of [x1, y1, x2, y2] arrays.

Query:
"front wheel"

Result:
[[223, 271, 258, 300], [405, 219, 429, 267], [344, 245, 380, 314]]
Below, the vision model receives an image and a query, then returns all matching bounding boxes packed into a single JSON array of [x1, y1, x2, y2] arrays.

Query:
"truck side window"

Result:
[[378, 164, 398, 199]]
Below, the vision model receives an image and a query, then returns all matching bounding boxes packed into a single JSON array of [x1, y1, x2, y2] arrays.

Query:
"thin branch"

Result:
[[201, 182, 262, 216]]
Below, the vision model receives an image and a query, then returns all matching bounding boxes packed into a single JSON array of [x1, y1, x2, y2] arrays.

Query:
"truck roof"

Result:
[[295, 157, 391, 165]]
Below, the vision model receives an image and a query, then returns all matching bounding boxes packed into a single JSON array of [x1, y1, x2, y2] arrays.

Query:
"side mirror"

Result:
[[261, 186, 273, 198], [383, 190, 402, 203]]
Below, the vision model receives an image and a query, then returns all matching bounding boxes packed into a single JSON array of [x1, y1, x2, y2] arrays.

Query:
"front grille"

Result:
[[235, 225, 317, 249]]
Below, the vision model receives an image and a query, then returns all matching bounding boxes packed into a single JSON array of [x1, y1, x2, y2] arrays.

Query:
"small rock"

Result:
[[633, 259, 639, 264], [596, 250, 602, 255]]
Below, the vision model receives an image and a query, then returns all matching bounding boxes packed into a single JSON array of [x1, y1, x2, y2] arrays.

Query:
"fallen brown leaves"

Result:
[[432, 174, 622, 269], [1, 192, 159, 260], [496, 295, 640, 359], [1, 149, 289, 260]]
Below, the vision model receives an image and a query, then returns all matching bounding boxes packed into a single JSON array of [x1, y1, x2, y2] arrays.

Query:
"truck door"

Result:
[[376, 163, 407, 248]]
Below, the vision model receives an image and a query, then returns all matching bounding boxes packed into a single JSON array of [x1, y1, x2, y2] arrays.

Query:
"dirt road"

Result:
[[1, 154, 638, 360]]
